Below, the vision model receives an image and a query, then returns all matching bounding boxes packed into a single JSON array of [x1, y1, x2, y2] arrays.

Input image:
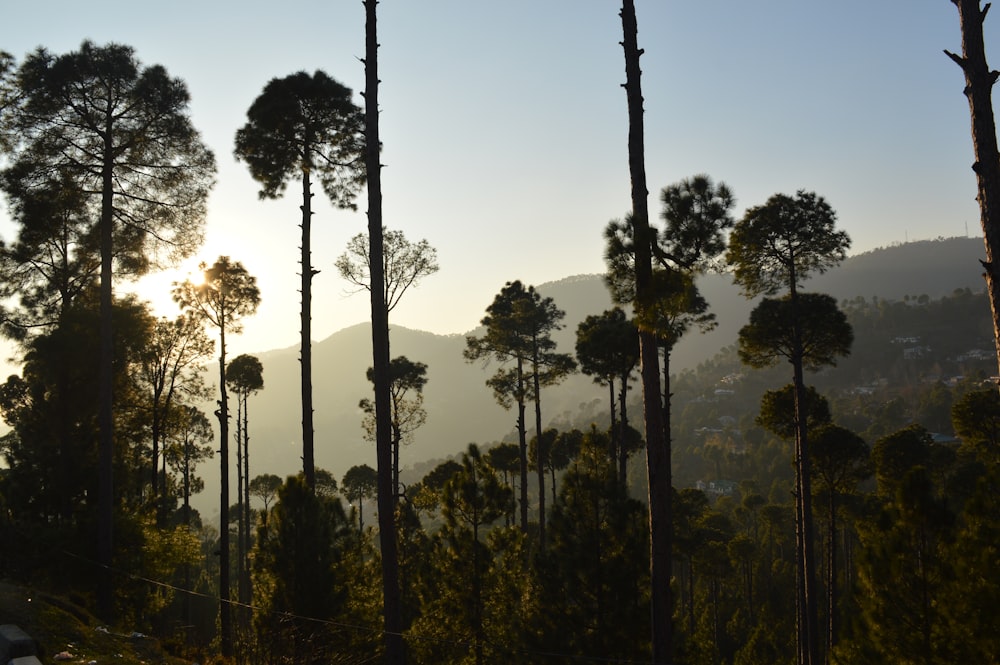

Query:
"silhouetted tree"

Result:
[[809, 423, 871, 655], [466, 280, 574, 545], [575, 307, 639, 482], [617, 2, 675, 657], [727, 190, 850, 665], [336, 227, 439, 317], [255, 474, 353, 664], [173, 256, 260, 656], [951, 387, 1000, 464], [361, 3, 403, 660], [360, 356, 428, 503], [235, 70, 363, 490], [342, 464, 378, 533], [4, 41, 215, 618], [138, 314, 213, 516], [945, 0, 1000, 384], [249, 473, 282, 531], [226, 353, 263, 609]]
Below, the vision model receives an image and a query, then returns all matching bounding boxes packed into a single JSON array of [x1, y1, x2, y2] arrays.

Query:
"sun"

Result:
[[126, 256, 206, 319]]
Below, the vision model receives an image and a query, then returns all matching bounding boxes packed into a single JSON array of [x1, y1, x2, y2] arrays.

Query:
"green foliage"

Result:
[[0, 293, 151, 521], [408, 445, 519, 664], [253, 475, 356, 664], [756, 384, 831, 440], [173, 256, 261, 335], [605, 174, 735, 305], [810, 424, 871, 496], [225, 354, 263, 394], [532, 428, 650, 662], [465, 281, 575, 391], [0, 50, 17, 152], [234, 70, 364, 208], [5, 41, 215, 272], [851, 467, 958, 664], [465, 280, 575, 534], [341, 464, 377, 531], [871, 424, 933, 496], [0, 168, 99, 339], [115, 514, 202, 630], [727, 189, 849, 297], [574, 306, 638, 391], [738, 292, 854, 370], [248, 473, 282, 512], [951, 387, 1000, 463], [360, 355, 429, 446], [336, 227, 440, 312]]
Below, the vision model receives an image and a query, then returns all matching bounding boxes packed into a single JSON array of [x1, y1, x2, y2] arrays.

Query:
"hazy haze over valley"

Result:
[[189, 236, 989, 518]]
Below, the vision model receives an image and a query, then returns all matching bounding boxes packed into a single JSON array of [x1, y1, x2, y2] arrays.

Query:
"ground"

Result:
[[0, 581, 190, 664]]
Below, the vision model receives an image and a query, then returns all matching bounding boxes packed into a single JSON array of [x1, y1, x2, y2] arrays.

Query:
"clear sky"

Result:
[[0, 1, 993, 360]]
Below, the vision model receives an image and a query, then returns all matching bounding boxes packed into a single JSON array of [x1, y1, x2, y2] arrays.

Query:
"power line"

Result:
[[60, 549, 660, 664]]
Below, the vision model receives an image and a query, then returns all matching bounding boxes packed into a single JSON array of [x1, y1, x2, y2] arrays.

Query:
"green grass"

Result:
[[0, 581, 191, 664]]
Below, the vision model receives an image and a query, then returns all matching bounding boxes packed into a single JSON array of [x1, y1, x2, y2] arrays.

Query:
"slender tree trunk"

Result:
[[620, 2, 673, 661], [241, 395, 253, 610], [794, 433, 806, 665], [183, 437, 192, 636], [517, 359, 528, 532], [619, 371, 630, 486], [97, 129, 115, 622], [948, 0, 1000, 386], [244, 403, 252, 574], [57, 360, 73, 523], [393, 425, 401, 503], [217, 323, 233, 659], [608, 379, 619, 465], [687, 558, 695, 636], [533, 346, 546, 549], [827, 489, 837, 661], [151, 392, 162, 502], [364, 3, 404, 662], [790, 282, 820, 665], [301, 167, 317, 489], [235, 394, 246, 607]]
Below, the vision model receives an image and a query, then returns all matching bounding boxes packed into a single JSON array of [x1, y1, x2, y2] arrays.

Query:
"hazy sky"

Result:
[[1, 1, 993, 359]]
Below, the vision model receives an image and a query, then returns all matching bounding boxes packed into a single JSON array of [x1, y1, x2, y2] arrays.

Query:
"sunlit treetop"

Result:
[[234, 69, 365, 209], [726, 190, 850, 298]]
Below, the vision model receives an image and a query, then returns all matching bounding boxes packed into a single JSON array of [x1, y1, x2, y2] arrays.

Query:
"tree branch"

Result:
[[945, 48, 967, 69]]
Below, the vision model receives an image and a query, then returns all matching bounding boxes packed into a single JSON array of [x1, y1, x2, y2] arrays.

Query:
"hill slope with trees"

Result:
[[206, 236, 988, 516]]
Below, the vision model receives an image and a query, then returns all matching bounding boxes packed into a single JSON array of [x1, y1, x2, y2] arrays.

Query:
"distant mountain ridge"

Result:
[[191, 236, 988, 517]]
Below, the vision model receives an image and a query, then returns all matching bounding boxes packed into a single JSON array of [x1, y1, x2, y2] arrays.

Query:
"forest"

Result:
[[3, 3, 1000, 665]]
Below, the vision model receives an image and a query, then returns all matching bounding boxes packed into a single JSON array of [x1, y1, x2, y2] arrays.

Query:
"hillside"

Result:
[[189, 236, 990, 518], [0, 582, 187, 664]]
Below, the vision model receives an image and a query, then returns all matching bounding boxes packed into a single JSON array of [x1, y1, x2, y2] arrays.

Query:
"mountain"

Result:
[[191, 236, 989, 517]]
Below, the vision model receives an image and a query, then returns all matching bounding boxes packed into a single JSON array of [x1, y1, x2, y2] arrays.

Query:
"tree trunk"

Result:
[[234, 394, 245, 606], [949, 0, 1000, 386], [791, 281, 820, 665], [393, 424, 401, 503], [217, 323, 233, 659], [619, 371, 630, 486], [620, 2, 673, 662], [183, 436, 192, 634], [827, 489, 837, 661], [533, 345, 546, 549], [517, 358, 528, 532], [364, 2, 404, 662], [97, 128, 115, 622], [301, 167, 317, 489], [608, 379, 619, 466], [151, 390, 162, 502], [241, 395, 253, 609]]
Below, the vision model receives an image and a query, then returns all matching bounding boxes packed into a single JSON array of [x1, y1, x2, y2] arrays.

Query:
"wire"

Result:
[[60, 548, 660, 665]]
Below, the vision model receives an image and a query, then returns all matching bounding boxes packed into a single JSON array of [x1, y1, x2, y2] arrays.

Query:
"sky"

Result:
[[0, 1, 994, 362]]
